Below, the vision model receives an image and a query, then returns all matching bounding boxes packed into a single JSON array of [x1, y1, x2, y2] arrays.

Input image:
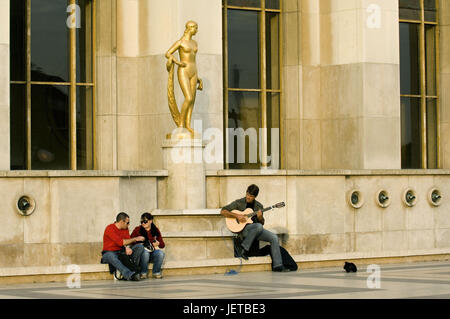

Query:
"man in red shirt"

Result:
[[101, 212, 146, 281]]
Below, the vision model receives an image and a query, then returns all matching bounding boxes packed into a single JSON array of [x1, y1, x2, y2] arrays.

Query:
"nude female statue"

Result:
[[165, 21, 203, 137]]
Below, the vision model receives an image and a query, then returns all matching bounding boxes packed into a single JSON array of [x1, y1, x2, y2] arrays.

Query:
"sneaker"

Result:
[[273, 265, 290, 272], [237, 245, 249, 260], [236, 246, 248, 260], [129, 273, 141, 281], [152, 272, 163, 279], [114, 269, 124, 280]]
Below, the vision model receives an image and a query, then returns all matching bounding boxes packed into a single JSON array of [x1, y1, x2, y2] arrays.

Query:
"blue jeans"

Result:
[[241, 223, 283, 268], [102, 244, 145, 280], [140, 249, 165, 275]]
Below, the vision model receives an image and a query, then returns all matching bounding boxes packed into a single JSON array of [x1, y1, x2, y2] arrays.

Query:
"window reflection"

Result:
[[425, 25, 436, 96], [10, 0, 26, 81], [265, 0, 280, 9], [267, 93, 280, 168], [266, 12, 279, 90], [399, 0, 421, 20], [31, 85, 70, 170], [401, 97, 422, 168], [228, 91, 260, 169], [427, 98, 437, 168], [77, 86, 93, 169], [31, 0, 69, 83], [77, 0, 93, 83], [424, 0, 437, 22], [10, 0, 95, 170], [399, 23, 420, 95], [10, 85, 27, 170], [227, 0, 260, 7], [228, 10, 260, 89]]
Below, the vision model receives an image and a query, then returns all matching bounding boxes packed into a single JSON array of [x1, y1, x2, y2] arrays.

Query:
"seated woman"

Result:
[[131, 212, 166, 279]]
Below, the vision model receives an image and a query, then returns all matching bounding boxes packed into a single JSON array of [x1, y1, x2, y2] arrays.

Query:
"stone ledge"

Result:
[[164, 230, 234, 237], [205, 169, 450, 177], [1, 248, 449, 278], [163, 228, 285, 238], [151, 208, 221, 216], [0, 256, 272, 277], [0, 170, 169, 178]]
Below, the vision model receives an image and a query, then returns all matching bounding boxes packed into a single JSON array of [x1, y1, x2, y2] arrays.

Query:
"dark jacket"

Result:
[[222, 197, 265, 225], [131, 225, 165, 249]]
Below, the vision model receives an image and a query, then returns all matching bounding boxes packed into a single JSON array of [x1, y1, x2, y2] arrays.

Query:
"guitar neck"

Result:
[[247, 205, 274, 217]]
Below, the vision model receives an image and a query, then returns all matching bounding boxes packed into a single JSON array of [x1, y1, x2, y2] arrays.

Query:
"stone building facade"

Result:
[[0, 0, 449, 282]]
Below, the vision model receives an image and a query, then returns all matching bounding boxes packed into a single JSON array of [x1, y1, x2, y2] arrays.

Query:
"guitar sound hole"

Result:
[[236, 218, 240, 224]]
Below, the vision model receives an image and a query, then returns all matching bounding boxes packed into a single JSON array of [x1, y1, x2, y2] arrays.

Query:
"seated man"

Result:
[[101, 212, 146, 281], [220, 184, 288, 272]]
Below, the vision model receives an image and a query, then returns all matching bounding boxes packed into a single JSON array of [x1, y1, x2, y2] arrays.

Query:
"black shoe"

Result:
[[129, 273, 141, 281], [237, 245, 249, 260], [273, 266, 290, 272]]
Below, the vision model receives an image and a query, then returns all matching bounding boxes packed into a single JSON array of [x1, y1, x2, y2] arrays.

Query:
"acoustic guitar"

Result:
[[225, 202, 285, 233]]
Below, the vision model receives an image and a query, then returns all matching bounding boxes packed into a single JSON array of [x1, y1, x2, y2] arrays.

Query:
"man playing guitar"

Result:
[[220, 184, 288, 272]]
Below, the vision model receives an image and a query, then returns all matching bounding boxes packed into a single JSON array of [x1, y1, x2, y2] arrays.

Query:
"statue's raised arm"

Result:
[[165, 21, 202, 138]]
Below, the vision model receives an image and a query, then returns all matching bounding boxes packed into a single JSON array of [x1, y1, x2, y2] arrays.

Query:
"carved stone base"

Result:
[[162, 136, 206, 209]]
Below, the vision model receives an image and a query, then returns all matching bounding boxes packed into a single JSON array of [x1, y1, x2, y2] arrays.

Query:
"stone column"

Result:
[[286, 0, 401, 169], [162, 137, 206, 209], [0, 0, 10, 170]]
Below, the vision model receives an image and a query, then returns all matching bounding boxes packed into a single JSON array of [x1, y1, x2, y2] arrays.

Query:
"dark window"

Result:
[[10, 0, 95, 170], [224, 0, 281, 169], [399, 0, 438, 169]]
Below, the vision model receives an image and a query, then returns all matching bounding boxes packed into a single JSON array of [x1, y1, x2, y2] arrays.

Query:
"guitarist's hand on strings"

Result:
[[237, 214, 247, 223]]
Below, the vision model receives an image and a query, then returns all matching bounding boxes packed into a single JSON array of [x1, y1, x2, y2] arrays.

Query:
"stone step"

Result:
[[153, 215, 228, 234], [2, 248, 449, 281], [151, 209, 221, 216]]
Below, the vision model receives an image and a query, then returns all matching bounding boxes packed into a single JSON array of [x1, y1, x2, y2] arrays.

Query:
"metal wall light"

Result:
[[347, 189, 364, 209], [428, 187, 442, 207], [402, 188, 418, 207], [16, 195, 36, 216], [376, 189, 391, 208]]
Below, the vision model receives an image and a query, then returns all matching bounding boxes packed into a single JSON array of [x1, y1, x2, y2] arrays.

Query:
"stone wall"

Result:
[[283, 0, 401, 169], [0, 170, 449, 276], [207, 170, 450, 255], [0, 172, 161, 268]]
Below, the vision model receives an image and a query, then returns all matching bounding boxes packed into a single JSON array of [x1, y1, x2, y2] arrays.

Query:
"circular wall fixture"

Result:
[[16, 195, 36, 216], [376, 189, 390, 208], [347, 189, 364, 209], [428, 188, 442, 207], [402, 188, 417, 207]]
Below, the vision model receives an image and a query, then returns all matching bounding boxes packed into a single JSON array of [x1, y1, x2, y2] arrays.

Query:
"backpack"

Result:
[[233, 236, 298, 272], [233, 235, 261, 258], [343, 262, 357, 272], [118, 247, 140, 273]]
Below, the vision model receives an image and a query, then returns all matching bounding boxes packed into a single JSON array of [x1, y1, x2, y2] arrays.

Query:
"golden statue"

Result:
[[165, 21, 203, 138]]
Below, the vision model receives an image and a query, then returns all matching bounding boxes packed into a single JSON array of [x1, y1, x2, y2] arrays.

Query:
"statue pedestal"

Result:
[[162, 134, 205, 209]]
